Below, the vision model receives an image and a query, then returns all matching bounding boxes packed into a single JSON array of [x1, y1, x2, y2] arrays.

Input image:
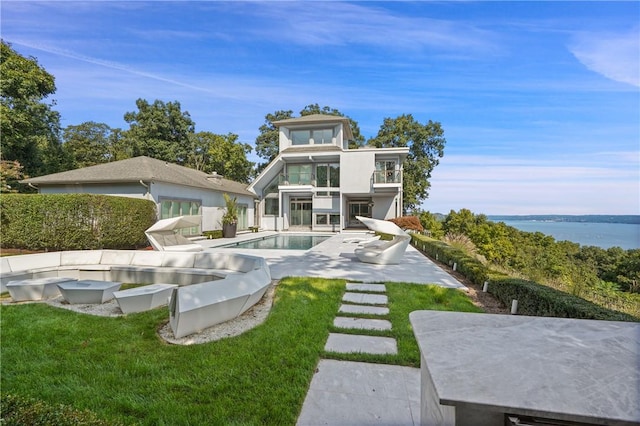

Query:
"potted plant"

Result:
[[221, 193, 238, 238]]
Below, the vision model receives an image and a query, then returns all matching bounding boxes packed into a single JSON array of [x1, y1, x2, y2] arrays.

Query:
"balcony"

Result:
[[279, 173, 316, 186], [372, 170, 402, 191]]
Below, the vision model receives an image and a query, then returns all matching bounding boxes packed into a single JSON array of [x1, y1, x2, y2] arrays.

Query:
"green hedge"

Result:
[[410, 233, 488, 285], [410, 234, 638, 322], [0, 393, 120, 426], [484, 274, 637, 322], [0, 194, 156, 250]]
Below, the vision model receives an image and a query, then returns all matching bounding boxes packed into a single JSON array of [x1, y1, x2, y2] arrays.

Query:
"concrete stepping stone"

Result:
[[325, 333, 397, 355], [342, 292, 388, 305], [334, 317, 392, 331], [339, 304, 389, 316], [346, 283, 387, 293]]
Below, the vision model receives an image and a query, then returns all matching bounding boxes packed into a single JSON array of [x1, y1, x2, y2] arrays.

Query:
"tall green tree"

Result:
[[368, 114, 446, 212], [123, 99, 195, 163], [0, 40, 68, 178], [254, 104, 364, 172], [187, 132, 254, 183], [63, 121, 117, 168]]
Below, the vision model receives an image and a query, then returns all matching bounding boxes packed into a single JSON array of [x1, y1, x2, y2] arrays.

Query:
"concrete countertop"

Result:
[[409, 311, 640, 425]]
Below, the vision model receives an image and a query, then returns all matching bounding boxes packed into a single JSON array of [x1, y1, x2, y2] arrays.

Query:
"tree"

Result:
[[0, 160, 26, 193], [418, 211, 444, 239], [254, 109, 293, 171], [187, 132, 254, 183], [63, 121, 117, 168], [368, 114, 446, 212], [254, 104, 365, 172], [123, 99, 195, 163], [0, 41, 68, 178]]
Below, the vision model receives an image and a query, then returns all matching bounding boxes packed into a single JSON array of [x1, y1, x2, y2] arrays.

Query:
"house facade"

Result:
[[21, 156, 256, 235], [248, 114, 409, 232]]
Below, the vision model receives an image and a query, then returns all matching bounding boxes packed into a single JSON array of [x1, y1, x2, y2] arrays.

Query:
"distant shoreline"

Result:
[[487, 215, 640, 225]]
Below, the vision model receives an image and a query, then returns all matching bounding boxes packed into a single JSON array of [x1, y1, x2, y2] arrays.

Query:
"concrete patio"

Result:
[[198, 231, 466, 289]]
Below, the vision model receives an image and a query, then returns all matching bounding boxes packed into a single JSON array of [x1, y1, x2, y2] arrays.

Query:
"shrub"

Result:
[[0, 194, 156, 250], [485, 274, 638, 322], [389, 216, 424, 232], [0, 393, 119, 426], [410, 234, 638, 322], [203, 230, 223, 239]]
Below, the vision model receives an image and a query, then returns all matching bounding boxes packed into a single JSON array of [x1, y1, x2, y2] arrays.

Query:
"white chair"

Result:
[[145, 216, 204, 252], [353, 216, 411, 265]]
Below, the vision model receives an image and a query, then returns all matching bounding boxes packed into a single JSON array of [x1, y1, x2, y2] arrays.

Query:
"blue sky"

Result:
[[2, 1, 639, 215]]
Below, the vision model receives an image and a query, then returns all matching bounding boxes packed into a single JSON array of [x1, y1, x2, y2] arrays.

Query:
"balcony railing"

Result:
[[373, 170, 401, 184], [279, 173, 315, 186]]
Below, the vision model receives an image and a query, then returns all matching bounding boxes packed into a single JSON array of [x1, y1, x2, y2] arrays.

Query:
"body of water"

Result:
[[494, 220, 640, 250]]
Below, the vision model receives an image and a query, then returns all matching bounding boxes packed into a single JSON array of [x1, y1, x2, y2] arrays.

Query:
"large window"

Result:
[[375, 160, 398, 183], [291, 130, 310, 145], [316, 163, 340, 196], [291, 128, 333, 145], [286, 164, 313, 185], [264, 198, 279, 215], [312, 129, 333, 144], [264, 175, 279, 195], [160, 198, 201, 235], [315, 213, 341, 226]]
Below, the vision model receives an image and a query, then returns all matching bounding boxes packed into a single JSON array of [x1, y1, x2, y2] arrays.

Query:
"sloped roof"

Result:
[[273, 114, 354, 141], [22, 156, 255, 197]]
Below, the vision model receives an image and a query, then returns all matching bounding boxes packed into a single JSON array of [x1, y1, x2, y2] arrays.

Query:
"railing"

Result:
[[373, 170, 401, 184], [279, 173, 315, 186]]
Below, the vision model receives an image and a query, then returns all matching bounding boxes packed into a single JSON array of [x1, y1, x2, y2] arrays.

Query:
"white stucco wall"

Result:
[[340, 150, 375, 193]]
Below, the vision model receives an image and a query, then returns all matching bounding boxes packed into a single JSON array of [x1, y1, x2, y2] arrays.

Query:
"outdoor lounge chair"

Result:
[[145, 216, 204, 252], [353, 216, 410, 265]]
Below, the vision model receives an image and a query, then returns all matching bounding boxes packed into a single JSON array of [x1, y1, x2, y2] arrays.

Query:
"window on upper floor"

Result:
[[264, 175, 279, 195], [316, 163, 340, 188], [291, 128, 334, 145], [286, 164, 313, 185], [375, 160, 399, 183]]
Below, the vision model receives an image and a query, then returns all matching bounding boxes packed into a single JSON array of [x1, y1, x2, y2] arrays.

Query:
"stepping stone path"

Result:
[[325, 282, 397, 355]]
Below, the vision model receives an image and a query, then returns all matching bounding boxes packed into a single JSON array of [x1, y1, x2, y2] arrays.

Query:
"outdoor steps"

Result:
[[325, 282, 397, 356]]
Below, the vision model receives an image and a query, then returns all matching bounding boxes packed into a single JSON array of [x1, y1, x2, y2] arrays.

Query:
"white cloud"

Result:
[[569, 28, 640, 87], [247, 2, 500, 55]]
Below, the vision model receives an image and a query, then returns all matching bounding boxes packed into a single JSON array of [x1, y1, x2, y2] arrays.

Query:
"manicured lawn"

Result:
[[1, 277, 482, 425]]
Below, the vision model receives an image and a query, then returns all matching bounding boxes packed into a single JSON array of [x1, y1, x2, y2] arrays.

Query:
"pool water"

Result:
[[223, 234, 331, 250]]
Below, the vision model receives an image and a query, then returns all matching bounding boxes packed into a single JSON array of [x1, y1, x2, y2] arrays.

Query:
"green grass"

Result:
[[1, 278, 482, 425]]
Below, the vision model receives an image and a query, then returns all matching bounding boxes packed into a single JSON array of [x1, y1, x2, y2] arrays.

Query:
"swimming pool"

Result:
[[222, 234, 331, 250]]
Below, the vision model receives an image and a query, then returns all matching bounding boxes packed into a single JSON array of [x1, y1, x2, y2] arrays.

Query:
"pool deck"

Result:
[[197, 231, 465, 288]]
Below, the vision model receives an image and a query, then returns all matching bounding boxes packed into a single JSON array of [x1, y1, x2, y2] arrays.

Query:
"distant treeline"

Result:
[[487, 215, 640, 225]]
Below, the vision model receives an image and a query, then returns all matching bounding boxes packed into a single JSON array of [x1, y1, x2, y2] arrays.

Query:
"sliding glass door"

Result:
[[348, 201, 371, 227], [290, 198, 312, 227]]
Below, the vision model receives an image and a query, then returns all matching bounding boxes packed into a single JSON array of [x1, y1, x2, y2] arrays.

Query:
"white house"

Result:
[[21, 156, 256, 235], [248, 114, 409, 232]]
